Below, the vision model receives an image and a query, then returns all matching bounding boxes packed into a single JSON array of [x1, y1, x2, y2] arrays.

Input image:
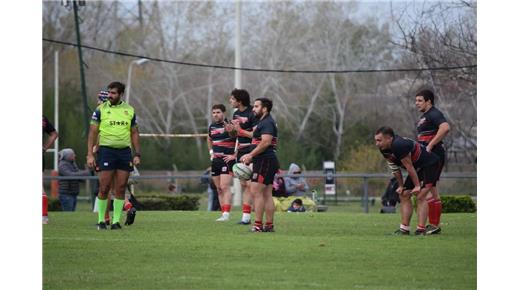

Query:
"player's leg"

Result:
[[415, 186, 431, 235], [249, 181, 266, 232], [97, 169, 115, 229], [217, 173, 233, 221], [238, 179, 252, 224], [262, 184, 275, 232], [104, 176, 116, 225], [111, 169, 130, 229]]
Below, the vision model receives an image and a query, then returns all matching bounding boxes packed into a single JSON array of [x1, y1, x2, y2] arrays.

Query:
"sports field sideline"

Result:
[[43, 210, 476, 289]]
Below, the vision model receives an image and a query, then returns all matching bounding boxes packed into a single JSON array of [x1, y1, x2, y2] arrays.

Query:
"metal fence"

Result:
[[43, 171, 476, 213]]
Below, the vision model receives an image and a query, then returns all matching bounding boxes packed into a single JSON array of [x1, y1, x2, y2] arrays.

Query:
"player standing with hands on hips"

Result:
[[86, 81, 141, 230], [240, 98, 279, 232], [415, 89, 450, 235]]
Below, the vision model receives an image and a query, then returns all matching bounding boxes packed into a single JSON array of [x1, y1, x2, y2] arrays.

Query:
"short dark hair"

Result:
[[107, 81, 125, 94], [293, 199, 303, 206], [231, 89, 250, 107], [212, 104, 226, 112], [375, 126, 395, 137], [416, 89, 435, 105], [255, 98, 273, 112]]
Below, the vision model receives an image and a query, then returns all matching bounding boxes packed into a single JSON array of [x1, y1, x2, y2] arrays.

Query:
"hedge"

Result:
[[137, 195, 200, 211], [48, 195, 200, 211], [440, 195, 476, 213]]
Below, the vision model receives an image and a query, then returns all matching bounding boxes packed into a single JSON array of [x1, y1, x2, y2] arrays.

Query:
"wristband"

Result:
[[209, 149, 213, 155]]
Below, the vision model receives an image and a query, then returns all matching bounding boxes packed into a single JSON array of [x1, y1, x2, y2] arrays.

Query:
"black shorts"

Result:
[[211, 158, 235, 177], [431, 144, 446, 182], [403, 163, 439, 190], [97, 146, 134, 172], [236, 147, 253, 162], [251, 156, 280, 185]]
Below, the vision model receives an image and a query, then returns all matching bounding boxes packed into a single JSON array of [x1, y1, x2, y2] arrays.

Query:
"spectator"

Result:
[[284, 163, 309, 197], [201, 167, 220, 211], [58, 148, 90, 211], [287, 198, 306, 212]]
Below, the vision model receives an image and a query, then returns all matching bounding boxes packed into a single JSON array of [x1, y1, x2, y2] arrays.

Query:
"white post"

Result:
[[234, 0, 242, 89], [126, 59, 149, 104], [54, 50, 59, 171], [126, 62, 134, 104], [232, 0, 243, 207]]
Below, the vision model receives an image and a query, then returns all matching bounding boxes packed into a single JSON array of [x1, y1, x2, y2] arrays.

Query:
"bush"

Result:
[[48, 197, 62, 212], [411, 195, 476, 213], [138, 195, 200, 211], [441, 195, 476, 213]]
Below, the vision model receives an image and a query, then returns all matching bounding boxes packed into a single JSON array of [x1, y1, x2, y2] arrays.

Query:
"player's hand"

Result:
[[426, 144, 433, 152], [223, 154, 236, 163], [86, 154, 96, 168], [240, 153, 252, 165], [411, 186, 421, 195], [133, 156, 141, 166], [224, 122, 235, 133], [396, 186, 404, 194]]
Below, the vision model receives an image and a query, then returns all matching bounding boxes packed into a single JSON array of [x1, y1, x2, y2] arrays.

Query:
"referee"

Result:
[[87, 81, 141, 230]]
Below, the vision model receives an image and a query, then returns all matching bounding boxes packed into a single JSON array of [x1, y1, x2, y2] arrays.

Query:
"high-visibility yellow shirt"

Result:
[[90, 101, 137, 148]]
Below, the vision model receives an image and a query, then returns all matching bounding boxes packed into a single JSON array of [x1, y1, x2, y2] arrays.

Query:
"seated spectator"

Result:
[[272, 169, 288, 197], [284, 163, 309, 197], [58, 148, 90, 211], [287, 198, 306, 212]]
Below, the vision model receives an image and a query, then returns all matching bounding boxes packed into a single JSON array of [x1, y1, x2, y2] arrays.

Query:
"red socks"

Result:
[[222, 204, 231, 213], [428, 198, 442, 226], [242, 204, 251, 214], [42, 192, 48, 217]]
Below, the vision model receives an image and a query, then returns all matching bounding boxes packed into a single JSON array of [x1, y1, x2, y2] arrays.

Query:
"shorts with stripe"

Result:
[[403, 163, 439, 190], [211, 158, 235, 177], [251, 156, 280, 185]]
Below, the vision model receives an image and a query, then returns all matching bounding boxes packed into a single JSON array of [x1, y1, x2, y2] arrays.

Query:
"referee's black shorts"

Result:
[[251, 156, 279, 185], [96, 146, 134, 172]]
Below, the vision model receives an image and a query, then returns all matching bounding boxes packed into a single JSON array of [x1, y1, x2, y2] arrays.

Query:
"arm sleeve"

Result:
[[131, 113, 137, 127], [90, 108, 101, 125], [431, 110, 448, 127], [393, 139, 413, 160], [260, 121, 275, 136]]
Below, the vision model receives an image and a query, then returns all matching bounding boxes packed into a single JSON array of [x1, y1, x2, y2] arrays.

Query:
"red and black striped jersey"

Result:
[[208, 120, 236, 157], [416, 107, 447, 145], [232, 106, 257, 152], [380, 135, 438, 171], [251, 114, 278, 159]]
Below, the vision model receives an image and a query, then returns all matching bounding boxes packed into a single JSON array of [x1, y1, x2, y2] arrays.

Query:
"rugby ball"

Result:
[[233, 163, 252, 180]]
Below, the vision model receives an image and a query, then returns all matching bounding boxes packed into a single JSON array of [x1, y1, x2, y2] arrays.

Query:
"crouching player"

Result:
[[374, 126, 440, 235]]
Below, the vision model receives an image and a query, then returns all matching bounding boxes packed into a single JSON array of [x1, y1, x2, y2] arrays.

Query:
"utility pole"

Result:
[[72, 0, 90, 135]]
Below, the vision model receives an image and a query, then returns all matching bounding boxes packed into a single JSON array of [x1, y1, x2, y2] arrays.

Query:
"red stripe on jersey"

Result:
[[411, 142, 421, 162], [212, 141, 236, 148], [418, 135, 435, 142], [238, 143, 251, 149], [252, 138, 277, 146]]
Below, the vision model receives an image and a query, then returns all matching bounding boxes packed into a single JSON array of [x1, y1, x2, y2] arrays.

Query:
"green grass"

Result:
[[43, 209, 476, 290]]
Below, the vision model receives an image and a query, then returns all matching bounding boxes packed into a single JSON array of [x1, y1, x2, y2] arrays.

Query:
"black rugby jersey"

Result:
[[251, 114, 278, 159], [416, 107, 447, 145], [232, 106, 257, 152], [380, 135, 439, 170], [208, 120, 236, 157]]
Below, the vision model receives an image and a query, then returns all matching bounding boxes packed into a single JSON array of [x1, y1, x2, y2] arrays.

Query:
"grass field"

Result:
[[43, 209, 476, 290]]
